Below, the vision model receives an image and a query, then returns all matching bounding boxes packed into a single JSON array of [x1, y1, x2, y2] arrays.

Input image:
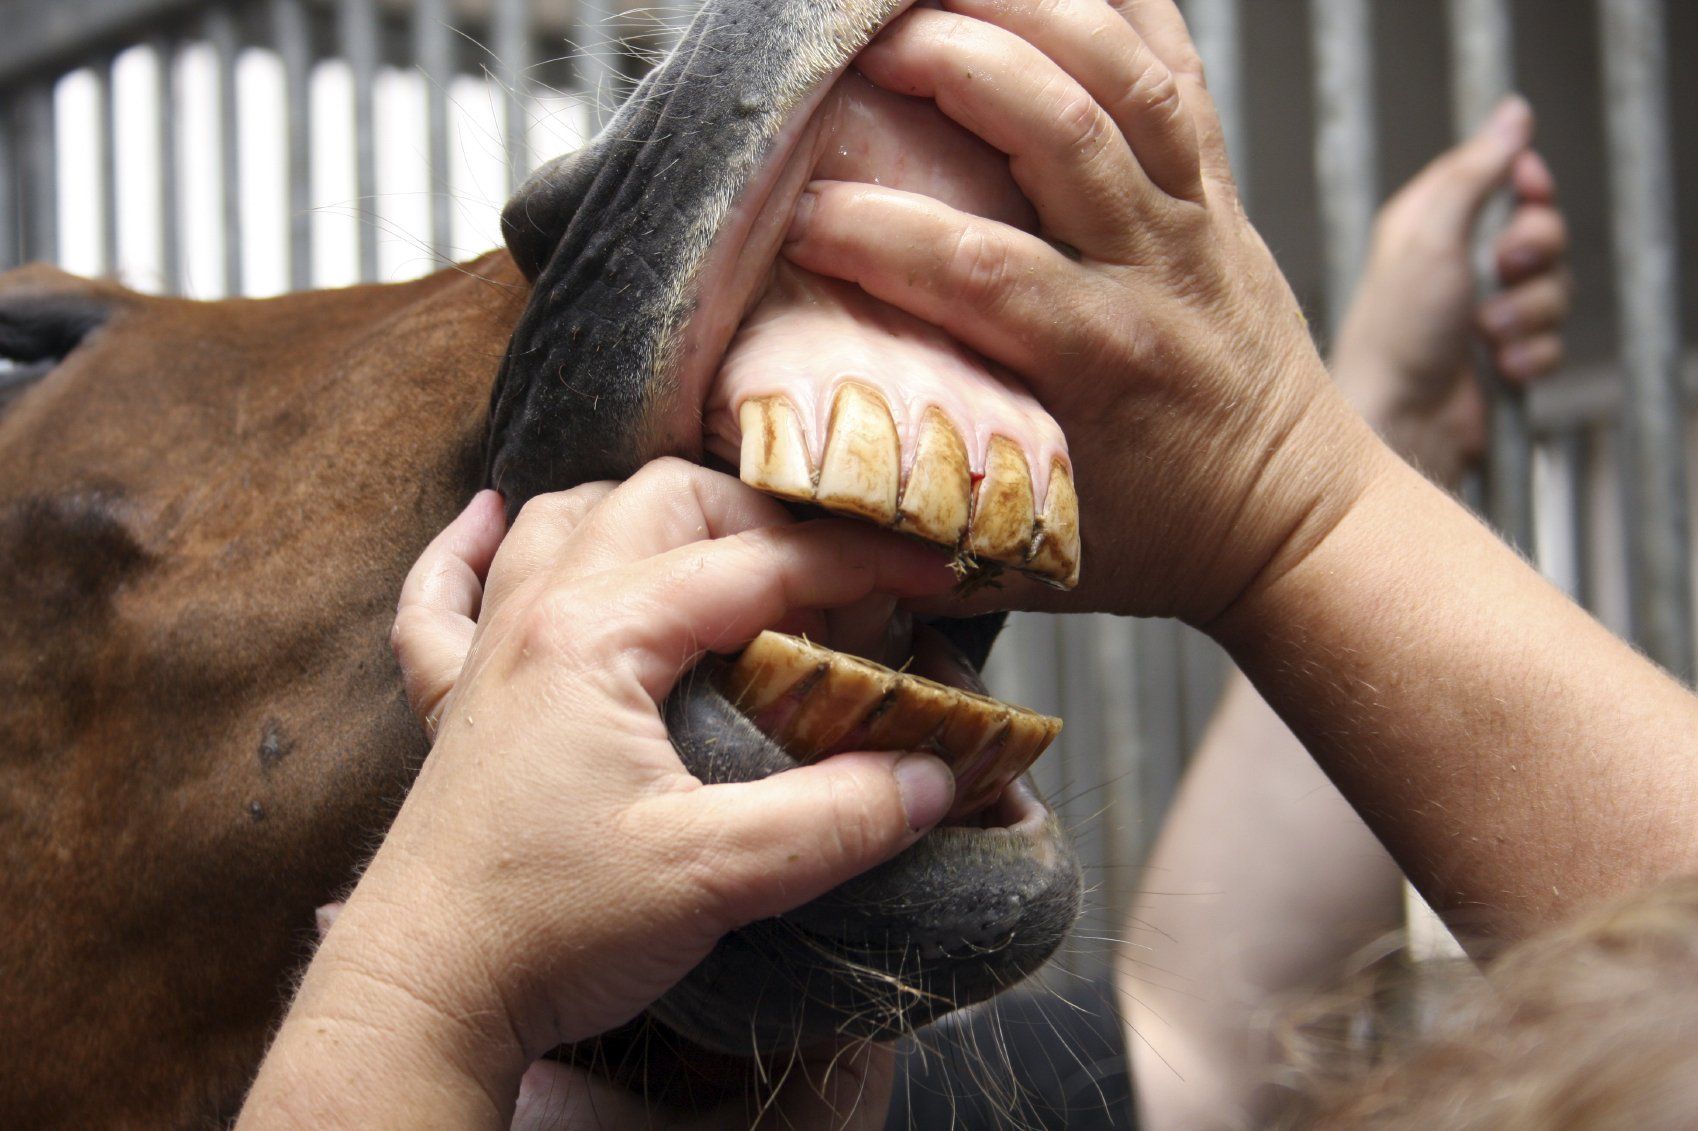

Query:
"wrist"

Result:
[[1195, 384, 1398, 632], [238, 851, 531, 1130]]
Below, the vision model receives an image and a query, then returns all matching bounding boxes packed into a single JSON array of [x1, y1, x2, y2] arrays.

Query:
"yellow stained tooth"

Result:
[[720, 631, 1062, 818], [967, 436, 1036, 565], [896, 407, 971, 548], [936, 699, 1012, 771], [720, 631, 828, 715], [738, 396, 815, 503], [777, 653, 890, 760], [1024, 459, 1082, 589], [863, 677, 955, 751], [951, 710, 1060, 816], [816, 382, 900, 524]]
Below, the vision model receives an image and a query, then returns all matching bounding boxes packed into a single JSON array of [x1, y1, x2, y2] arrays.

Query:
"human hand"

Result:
[[239, 460, 958, 1129], [1332, 97, 1572, 486], [782, 0, 1386, 624]]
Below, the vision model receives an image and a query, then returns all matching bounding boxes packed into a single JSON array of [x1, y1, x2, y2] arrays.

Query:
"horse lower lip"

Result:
[[718, 630, 1061, 820]]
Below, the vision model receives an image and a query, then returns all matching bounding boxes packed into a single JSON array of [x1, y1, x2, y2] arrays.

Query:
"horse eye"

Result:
[[0, 290, 111, 412]]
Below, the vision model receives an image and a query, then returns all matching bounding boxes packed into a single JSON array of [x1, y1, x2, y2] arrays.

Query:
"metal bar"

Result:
[[1308, 0, 1377, 338], [271, 0, 314, 291], [340, 0, 380, 282], [0, 0, 203, 89], [1092, 617, 1142, 940], [1557, 429, 1594, 611], [1599, 0, 1694, 681], [206, 5, 243, 295], [1448, 0, 1534, 554], [412, 0, 453, 260], [18, 83, 58, 264], [0, 104, 16, 270], [579, 0, 625, 133], [1184, 0, 1247, 198], [152, 34, 182, 293], [98, 57, 122, 276], [492, 0, 530, 193]]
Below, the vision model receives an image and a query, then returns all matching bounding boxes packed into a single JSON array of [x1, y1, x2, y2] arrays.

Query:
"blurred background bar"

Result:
[[269, 0, 312, 291], [1309, 0, 1376, 338], [0, 0, 1694, 975], [1599, 0, 1693, 681], [1449, 0, 1535, 553]]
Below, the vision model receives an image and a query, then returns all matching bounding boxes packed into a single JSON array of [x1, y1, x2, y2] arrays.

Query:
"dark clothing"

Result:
[[885, 974, 1137, 1130]]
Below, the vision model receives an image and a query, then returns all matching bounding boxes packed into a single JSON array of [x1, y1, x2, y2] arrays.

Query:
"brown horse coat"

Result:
[[0, 254, 524, 1128]]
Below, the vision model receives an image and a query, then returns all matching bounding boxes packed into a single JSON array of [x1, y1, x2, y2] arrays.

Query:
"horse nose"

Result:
[[500, 146, 598, 281]]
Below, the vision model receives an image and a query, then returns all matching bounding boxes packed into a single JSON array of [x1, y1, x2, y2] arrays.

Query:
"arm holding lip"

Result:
[[237, 463, 959, 1130], [1125, 110, 1577, 1131], [784, 0, 1698, 939]]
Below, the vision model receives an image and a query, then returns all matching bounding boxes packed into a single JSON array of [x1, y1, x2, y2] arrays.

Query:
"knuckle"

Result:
[[1053, 88, 1113, 159], [512, 585, 589, 661], [944, 225, 1017, 314], [389, 604, 434, 664], [1120, 53, 1185, 134]]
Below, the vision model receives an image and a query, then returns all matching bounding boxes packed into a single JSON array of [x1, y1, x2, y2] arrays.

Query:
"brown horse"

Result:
[[1, 0, 1085, 1125]]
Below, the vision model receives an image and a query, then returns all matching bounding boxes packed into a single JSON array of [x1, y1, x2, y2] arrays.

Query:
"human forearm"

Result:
[[1121, 676, 1404, 1130], [1215, 445, 1698, 936]]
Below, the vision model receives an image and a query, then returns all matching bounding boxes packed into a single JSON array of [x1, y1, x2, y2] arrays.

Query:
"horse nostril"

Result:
[[500, 146, 600, 281]]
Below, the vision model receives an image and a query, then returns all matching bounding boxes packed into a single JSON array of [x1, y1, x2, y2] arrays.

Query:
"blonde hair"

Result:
[[1276, 876, 1698, 1130]]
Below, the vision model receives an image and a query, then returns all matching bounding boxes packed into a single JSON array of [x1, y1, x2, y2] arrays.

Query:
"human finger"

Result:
[[856, 9, 1156, 256], [1478, 271, 1572, 348], [391, 489, 507, 735], [1382, 96, 1530, 254], [1495, 202, 1569, 286], [1511, 147, 1557, 205], [545, 458, 797, 578], [662, 750, 953, 927], [785, 182, 1099, 383], [565, 520, 955, 703], [1107, 0, 1234, 182], [483, 482, 616, 611], [1495, 333, 1564, 385], [943, 0, 1203, 202]]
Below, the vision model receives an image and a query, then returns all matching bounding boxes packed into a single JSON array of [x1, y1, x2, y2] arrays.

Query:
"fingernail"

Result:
[[893, 753, 953, 832], [1492, 95, 1531, 148], [314, 902, 342, 940], [786, 188, 818, 245]]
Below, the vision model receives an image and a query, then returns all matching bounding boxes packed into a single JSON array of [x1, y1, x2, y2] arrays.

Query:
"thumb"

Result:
[[682, 751, 955, 926], [1413, 95, 1534, 237]]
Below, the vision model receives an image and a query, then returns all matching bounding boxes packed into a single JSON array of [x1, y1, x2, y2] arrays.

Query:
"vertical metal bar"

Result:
[[271, 0, 313, 291], [0, 103, 16, 270], [207, 6, 244, 295], [1308, 0, 1377, 339], [1448, 0, 1534, 554], [340, 0, 380, 282], [1057, 618, 1109, 975], [98, 58, 121, 276], [19, 83, 57, 264], [1599, 0, 1693, 680], [1557, 429, 1594, 611], [579, 0, 625, 133], [1092, 617, 1142, 936], [153, 35, 183, 294], [413, 0, 454, 260], [492, 0, 530, 193], [1184, 0, 1247, 198]]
